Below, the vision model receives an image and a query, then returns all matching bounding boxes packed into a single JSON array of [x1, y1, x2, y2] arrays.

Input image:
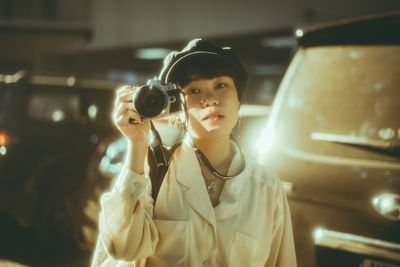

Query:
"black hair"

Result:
[[168, 54, 242, 95]]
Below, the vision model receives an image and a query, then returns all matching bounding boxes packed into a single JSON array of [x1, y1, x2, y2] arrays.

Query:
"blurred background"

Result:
[[0, 1, 399, 267], [1, 0, 398, 103]]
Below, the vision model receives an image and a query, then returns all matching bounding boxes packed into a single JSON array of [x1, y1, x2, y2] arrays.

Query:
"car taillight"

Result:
[[0, 131, 10, 146]]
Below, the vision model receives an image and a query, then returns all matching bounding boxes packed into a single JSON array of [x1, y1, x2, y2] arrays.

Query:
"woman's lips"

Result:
[[203, 111, 224, 122], [207, 116, 223, 123]]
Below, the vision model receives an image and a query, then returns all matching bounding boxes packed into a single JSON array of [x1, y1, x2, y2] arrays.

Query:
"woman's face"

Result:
[[181, 76, 240, 140]]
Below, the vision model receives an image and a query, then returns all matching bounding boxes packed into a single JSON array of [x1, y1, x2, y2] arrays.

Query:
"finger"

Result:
[[129, 118, 139, 125], [113, 102, 123, 120], [115, 102, 136, 118], [115, 114, 126, 126], [119, 91, 134, 102], [115, 86, 135, 105], [116, 85, 134, 96], [126, 109, 143, 124], [116, 114, 137, 127], [114, 91, 132, 108], [115, 110, 142, 127]]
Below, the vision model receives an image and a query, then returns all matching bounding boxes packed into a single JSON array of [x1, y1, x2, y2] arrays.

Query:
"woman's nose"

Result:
[[200, 91, 219, 107]]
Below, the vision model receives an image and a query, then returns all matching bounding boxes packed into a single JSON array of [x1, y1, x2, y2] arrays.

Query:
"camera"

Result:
[[132, 79, 184, 120]]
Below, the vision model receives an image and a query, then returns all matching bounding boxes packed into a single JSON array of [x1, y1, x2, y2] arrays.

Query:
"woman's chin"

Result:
[[189, 125, 232, 140]]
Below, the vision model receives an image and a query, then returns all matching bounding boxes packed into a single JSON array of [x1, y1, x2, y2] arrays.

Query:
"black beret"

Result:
[[158, 38, 248, 99]]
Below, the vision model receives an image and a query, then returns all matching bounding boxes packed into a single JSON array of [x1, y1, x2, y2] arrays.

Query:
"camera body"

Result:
[[132, 79, 184, 120]]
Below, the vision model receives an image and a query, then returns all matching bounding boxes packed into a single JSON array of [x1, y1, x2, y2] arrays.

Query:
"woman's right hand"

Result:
[[113, 85, 151, 144], [113, 85, 151, 174]]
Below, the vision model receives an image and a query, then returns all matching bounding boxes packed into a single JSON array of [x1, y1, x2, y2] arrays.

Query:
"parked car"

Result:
[[0, 71, 120, 249], [257, 12, 400, 267]]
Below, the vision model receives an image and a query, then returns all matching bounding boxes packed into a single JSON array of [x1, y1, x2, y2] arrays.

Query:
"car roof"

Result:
[[297, 11, 400, 47]]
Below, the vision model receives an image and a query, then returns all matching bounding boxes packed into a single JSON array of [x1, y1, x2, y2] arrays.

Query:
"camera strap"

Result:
[[148, 121, 181, 203]]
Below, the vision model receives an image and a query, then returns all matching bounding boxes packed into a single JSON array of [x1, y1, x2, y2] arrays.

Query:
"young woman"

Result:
[[92, 39, 297, 267]]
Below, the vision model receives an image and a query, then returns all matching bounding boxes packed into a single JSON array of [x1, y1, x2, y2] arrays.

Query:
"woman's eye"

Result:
[[187, 88, 200, 95], [216, 83, 227, 89]]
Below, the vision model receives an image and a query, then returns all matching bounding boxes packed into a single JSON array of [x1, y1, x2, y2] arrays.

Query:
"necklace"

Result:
[[206, 179, 218, 195], [198, 158, 223, 197], [188, 135, 246, 196], [193, 146, 245, 180], [199, 160, 220, 196]]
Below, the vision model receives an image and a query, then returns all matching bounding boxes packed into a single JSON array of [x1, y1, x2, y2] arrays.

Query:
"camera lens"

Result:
[[133, 85, 167, 118]]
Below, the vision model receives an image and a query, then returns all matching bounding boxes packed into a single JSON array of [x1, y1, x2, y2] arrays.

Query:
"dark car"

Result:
[[257, 12, 400, 267], [0, 71, 120, 249]]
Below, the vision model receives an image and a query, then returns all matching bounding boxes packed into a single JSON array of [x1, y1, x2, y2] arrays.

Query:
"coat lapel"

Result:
[[174, 139, 249, 226], [175, 141, 216, 227], [214, 141, 248, 220], [214, 161, 249, 221]]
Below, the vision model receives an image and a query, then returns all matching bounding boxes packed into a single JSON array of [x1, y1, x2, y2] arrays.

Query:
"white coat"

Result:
[[91, 140, 297, 267]]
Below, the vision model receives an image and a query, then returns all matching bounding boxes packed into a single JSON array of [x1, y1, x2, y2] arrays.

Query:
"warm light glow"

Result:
[[296, 29, 304, 37], [256, 125, 275, 161], [0, 132, 6, 146], [0, 146, 6, 155], [135, 48, 173, 60], [106, 141, 122, 159], [261, 36, 296, 48], [372, 193, 400, 221], [4, 75, 12, 84], [88, 104, 98, 120], [281, 181, 293, 194], [52, 109, 65, 122], [313, 228, 324, 241], [67, 76, 76, 86], [99, 137, 126, 178], [382, 198, 393, 210]]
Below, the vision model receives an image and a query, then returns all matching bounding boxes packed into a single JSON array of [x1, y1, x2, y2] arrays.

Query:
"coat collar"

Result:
[[174, 138, 249, 224]]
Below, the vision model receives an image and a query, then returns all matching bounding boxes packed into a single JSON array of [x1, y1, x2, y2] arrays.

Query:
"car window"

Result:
[[26, 90, 81, 124], [276, 45, 400, 161]]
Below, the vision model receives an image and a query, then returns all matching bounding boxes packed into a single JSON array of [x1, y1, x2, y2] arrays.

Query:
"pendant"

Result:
[[207, 181, 217, 195]]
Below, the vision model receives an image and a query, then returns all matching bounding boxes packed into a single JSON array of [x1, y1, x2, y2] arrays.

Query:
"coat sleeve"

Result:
[[265, 179, 297, 267], [98, 165, 159, 262]]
